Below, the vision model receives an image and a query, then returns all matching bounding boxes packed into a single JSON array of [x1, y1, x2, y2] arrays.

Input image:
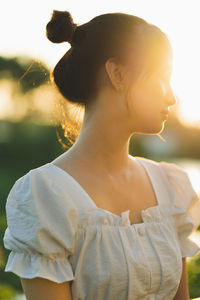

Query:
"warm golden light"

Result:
[[0, 0, 200, 126], [169, 42, 200, 127]]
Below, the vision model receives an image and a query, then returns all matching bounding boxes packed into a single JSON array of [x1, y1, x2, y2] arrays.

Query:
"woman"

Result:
[[3, 9, 200, 300]]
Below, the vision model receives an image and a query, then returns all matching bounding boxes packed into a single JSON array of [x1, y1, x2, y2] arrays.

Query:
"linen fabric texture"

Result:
[[3, 157, 200, 300]]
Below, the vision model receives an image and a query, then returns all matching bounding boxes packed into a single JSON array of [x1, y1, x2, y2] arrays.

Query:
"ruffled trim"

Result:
[[179, 237, 200, 258], [172, 204, 200, 257], [4, 250, 75, 283]]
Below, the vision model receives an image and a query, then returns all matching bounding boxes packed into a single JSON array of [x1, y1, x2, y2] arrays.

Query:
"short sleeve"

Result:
[[160, 161, 200, 258], [3, 167, 79, 283]]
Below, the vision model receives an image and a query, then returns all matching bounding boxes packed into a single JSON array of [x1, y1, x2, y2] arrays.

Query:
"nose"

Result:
[[166, 88, 178, 108]]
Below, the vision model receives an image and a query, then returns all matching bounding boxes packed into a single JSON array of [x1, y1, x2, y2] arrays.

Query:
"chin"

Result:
[[141, 123, 165, 135], [154, 123, 165, 134], [132, 117, 166, 134]]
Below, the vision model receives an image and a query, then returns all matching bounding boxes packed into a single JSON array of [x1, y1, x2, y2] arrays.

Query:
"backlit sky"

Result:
[[1, 0, 200, 126]]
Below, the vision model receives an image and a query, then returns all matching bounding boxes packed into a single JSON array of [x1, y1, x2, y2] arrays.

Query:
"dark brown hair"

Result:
[[46, 10, 172, 148], [46, 10, 172, 107]]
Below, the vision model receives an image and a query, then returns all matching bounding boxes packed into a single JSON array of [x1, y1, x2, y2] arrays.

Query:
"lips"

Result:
[[161, 110, 169, 120]]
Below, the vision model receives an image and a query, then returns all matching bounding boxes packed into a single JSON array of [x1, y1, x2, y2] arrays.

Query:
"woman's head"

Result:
[[46, 10, 177, 138]]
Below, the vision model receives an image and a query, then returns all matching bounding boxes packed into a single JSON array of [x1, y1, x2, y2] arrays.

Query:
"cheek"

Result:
[[143, 77, 166, 105], [127, 77, 165, 118]]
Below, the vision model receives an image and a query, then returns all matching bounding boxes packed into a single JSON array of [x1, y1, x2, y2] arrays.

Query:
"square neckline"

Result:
[[47, 155, 161, 226]]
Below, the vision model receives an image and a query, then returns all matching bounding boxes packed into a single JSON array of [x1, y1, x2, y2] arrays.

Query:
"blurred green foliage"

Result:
[[188, 255, 200, 299], [0, 120, 65, 297], [0, 56, 50, 92], [0, 283, 17, 300]]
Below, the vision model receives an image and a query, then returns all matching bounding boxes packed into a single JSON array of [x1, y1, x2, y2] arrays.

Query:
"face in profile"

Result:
[[124, 53, 177, 135]]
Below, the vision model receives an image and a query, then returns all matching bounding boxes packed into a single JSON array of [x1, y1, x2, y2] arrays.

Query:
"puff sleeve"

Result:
[[160, 161, 200, 258], [3, 167, 79, 283]]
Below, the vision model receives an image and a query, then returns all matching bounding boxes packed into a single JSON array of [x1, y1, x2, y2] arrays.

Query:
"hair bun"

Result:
[[46, 10, 77, 44]]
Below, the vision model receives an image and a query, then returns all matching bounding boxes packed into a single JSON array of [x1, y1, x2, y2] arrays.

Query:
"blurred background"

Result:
[[0, 0, 200, 299]]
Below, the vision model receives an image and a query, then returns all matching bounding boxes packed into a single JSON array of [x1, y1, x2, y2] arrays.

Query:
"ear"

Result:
[[104, 58, 126, 92]]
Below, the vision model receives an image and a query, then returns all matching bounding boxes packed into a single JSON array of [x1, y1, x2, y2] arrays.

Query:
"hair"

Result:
[[46, 10, 172, 148]]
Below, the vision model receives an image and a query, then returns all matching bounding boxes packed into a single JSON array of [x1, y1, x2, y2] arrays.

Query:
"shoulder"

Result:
[[134, 155, 159, 167], [7, 163, 58, 203], [10, 162, 54, 190], [5, 163, 78, 222], [9, 162, 74, 199], [136, 156, 192, 190], [136, 156, 184, 172], [158, 160, 198, 203], [136, 156, 199, 205], [157, 160, 200, 218], [158, 159, 188, 180]]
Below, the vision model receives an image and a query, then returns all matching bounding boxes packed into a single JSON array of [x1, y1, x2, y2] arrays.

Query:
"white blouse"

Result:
[[3, 156, 200, 300]]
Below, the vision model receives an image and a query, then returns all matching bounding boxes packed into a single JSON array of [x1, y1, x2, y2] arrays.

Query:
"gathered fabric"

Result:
[[3, 157, 200, 300]]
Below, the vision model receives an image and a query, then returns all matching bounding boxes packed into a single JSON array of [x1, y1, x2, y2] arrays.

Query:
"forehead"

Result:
[[125, 32, 173, 77], [136, 53, 173, 81], [143, 32, 173, 71], [145, 50, 173, 76]]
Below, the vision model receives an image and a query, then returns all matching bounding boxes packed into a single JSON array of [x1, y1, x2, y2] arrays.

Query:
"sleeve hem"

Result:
[[4, 250, 75, 283], [179, 238, 200, 258]]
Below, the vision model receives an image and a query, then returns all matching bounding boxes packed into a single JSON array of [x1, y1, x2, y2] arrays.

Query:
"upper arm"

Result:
[[173, 257, 190, 300], [20, 277, 73, 300]]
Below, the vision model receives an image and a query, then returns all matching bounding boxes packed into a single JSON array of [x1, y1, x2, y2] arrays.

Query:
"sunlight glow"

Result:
[[0, 80, 29, 121], [178, 160, 200, 195], [0, 82, 13, 119], [1, 0, 200, 126]]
